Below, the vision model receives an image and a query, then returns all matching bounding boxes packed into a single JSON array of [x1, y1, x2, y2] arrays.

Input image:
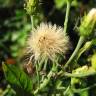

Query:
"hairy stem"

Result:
[[34, 63, 57, 95]]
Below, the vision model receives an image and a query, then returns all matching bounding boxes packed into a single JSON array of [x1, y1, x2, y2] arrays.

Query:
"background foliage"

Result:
[[0, 0, 96, 96]]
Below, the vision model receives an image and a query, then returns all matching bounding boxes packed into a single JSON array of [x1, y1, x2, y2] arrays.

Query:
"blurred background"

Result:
[[0, 0, 96, 95]]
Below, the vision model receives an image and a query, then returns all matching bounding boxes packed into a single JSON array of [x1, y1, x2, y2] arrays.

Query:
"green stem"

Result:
[[38, 57, 46, 71], [56, 87, 66, 90], [63, 85, 70, 95], [34, 63, 57, 95], [41, 59, 48, 82], [64, 36, 85, 70], [43, 59, 48, 71], [72, 83, 96, 93], [36, 63, 40, 87], [64, 0, 71, 33], [34, 70, 52, 94], [58, 36, 85, 76], [30, 15, 34, 29], [63, 72, 96, 78]]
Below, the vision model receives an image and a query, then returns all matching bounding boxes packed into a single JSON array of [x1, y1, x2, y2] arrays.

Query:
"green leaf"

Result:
[[2, 64, 33, 95]]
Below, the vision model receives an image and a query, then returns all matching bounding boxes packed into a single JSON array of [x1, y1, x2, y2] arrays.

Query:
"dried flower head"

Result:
[[27, 23, 70, 62]]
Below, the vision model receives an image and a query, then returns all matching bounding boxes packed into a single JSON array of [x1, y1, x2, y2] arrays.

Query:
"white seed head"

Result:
[[27, 23, 70, 62]]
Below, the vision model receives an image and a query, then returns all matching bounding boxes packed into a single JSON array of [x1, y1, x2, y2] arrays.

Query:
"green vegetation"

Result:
[[0, 0, 96, 96]]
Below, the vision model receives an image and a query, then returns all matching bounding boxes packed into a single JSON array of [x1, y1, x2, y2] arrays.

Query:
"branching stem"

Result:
[[64, 36, 85, 70], [58, 36, 85, 76], [34, 63, 57, 95]]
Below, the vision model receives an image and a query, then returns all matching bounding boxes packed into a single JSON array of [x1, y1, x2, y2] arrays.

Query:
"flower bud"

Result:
[[79, 8, 96, 36], [24, 0, 39, 15]]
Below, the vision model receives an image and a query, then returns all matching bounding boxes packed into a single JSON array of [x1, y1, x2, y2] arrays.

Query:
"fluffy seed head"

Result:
[[27, 23, 70, 62]]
